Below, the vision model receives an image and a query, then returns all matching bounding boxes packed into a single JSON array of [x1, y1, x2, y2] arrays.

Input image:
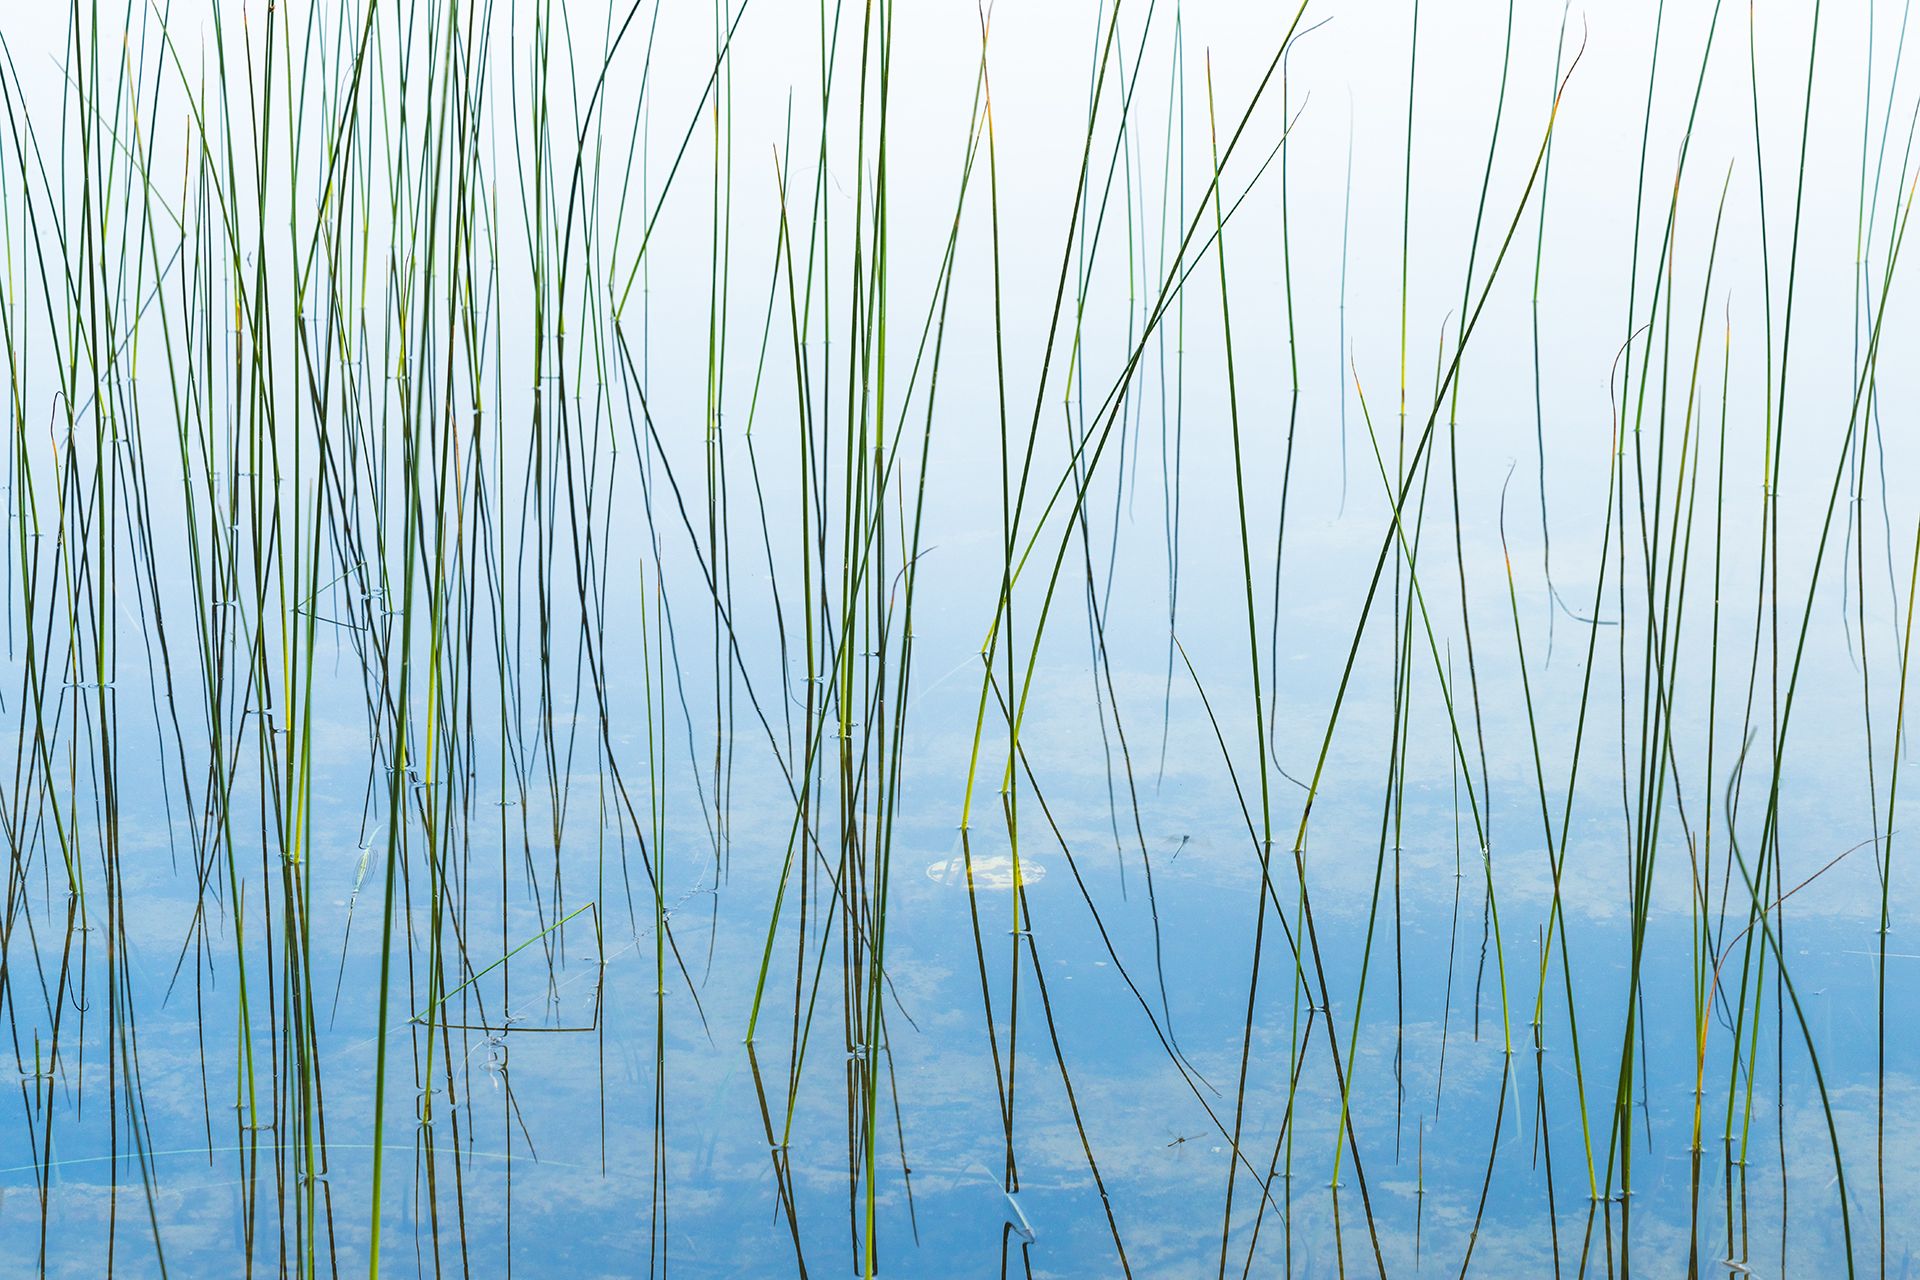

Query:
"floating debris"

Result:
[[924, 853, 1043, 891]]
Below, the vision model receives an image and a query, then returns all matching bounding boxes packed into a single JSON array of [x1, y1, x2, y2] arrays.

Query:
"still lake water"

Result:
[[2, 0, 1917, 1275]]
